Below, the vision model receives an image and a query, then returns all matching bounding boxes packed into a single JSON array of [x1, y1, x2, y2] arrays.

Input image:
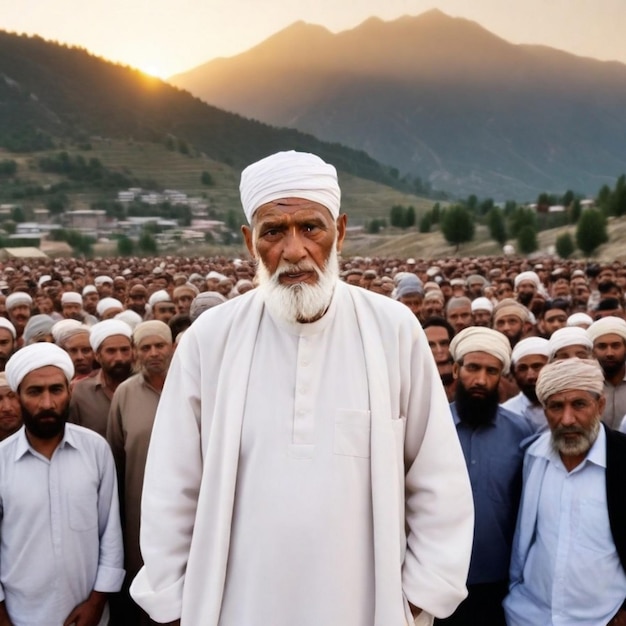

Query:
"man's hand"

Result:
[[63, 590, 107, 626], [0, 602, 13, 626], [609, 609, 626, 626]]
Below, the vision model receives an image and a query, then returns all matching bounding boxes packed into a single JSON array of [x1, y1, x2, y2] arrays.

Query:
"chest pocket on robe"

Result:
[[334, 409, 371, 458]]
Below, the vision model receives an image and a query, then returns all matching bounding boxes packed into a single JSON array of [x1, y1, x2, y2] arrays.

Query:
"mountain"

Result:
[[170, 10, 626, 199], [0, 30, 405, 192]]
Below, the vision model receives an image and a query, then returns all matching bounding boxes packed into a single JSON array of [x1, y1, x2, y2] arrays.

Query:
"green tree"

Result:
[[389, 205, 405, 228], [419, 213, 431, 233], [117, 235, 135, 256], [555, 232, 575, 259], [405, 206, 416, 228], [517, 225, 538, 254], [486, 208, 507, 246], [576, 208, 608, 256], [509, 206, 537, 233], [201, 171, 214, 186], [569, 199, 582, 224], [138, 230, 158, 254], [10, 206, 25, 223], [441, 205, 475, 251], [431, 203, 441, 224], [367, 219, 382, 234]]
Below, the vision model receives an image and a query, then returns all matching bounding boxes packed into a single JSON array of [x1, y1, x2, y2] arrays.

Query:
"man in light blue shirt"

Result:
[[505, 358, 626, 626], [0, 343, 125, 626]]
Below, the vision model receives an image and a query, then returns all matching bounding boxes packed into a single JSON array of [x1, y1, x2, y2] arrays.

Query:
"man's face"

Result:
[[217, 280, 234, 297], [83, 293, 99, 315], [96, 336, 133, 382], [512, 354, 548, 403], [97, 282, 113, 298], [553, 344, 592, 360], [550, 278, 570, 298], [541, 309, 568, 338], [0, 384, 21, 439], [8, 304, 30, 330], [424, 325, 451, 365], [447, 305, 472, 333], [18, 366, 70, 440], [63, 333, 94, 376], [494, 314, 524, 346], [468, 281, 484, 298], [153, 302, 176, 324], [174, 293, 194, 316], [472, 309, 492, 327], [136, 335, 173, 377], [114, 282, 127, 301], [496, 282, 514, 300], [62, 302, 83, 320], [516, 281, 536, 306], [544, 389, 604, 458], [592, 333, 626, 378], [454, 352, 502, 399], [422, 298, 444, 320], [345, 273, 361, 286], [127, 287, 147, 315], [0, 329, 15, 370], [399, 294, 423, 318]]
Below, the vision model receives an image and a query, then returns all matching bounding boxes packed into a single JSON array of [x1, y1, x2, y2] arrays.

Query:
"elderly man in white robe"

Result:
[[131, 150, 474, 626]]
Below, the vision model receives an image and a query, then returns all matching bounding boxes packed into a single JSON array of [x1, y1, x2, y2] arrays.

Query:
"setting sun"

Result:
[[138, 63, 166, 79]]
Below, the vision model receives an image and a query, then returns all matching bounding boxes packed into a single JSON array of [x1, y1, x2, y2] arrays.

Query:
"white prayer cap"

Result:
[[82, 285, 97, 296], [6, 292, 32, 310], [586, 316, 626, 344], [52, 319, 89, 344], [114, 310, 143, 331], [548, 326, 593, 358], [205, 271, 225, 281], [6, 342, 74, 392], [37, 274, 52, 287], [0, 318, 16, 339], [492, 298, 530, 323], [89, 319, 132, 352], [61, 292, 83, 306], [536, 358, 604, 406], [148, 290, 171, 307], [94, 275, 113, 286], [449, 326, 512, 375], [567, 313, 593, 328], [471, 297, 493, 313], [511, 337, 550, 364], [240, 150, 341, 224], [133, 320, 172, 346], [96, 297, 123, 317], [514, 271, 541, 289], [23, 315, 54, 345]]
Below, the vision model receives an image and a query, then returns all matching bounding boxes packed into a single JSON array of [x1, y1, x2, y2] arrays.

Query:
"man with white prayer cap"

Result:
[[567, 312, 593, 329], [83, 284, 100, 317], [5, 291, 32, 348], [514, 271, 542, 308], [504, 358, 626, 626], [69, 319, 133, 438], [131, 150, 474, 626], [0, 318, 16, 372], [94, 275, 114, 298], [548, 326, 593, 361], [0, 343, 124, 626], [22, 314, 54, 345], [107, 320, 174, 624], [502, 337, 551, 430], [52, 320, 95, 383], [471, 297, 493, 327], [148, 290, 176, 325], [0, 371, 21, 440], [96, 297, 124, 320], [61, 291, 90, 322], [587, 316, 626, 429], [492, 298, 532, 348], [440, 327, 535, 626]]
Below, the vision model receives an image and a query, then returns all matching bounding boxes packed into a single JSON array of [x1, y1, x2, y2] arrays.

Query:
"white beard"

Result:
[[255, 245, 339, 324]]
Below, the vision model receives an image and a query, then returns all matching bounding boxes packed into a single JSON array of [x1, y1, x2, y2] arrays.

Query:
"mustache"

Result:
[[275, 262, 320, 276], [32, 410, 63, 420], [552, 425, 587, 438]]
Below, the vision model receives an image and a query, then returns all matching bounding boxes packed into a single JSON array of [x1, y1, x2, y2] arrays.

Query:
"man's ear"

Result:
[[335, 214, 348, 253], [242, 225, 256, 259], [452, 362, 460, 380]]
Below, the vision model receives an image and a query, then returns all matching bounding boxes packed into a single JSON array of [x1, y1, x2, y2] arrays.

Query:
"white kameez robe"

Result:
[[131, 282, 474, 625]]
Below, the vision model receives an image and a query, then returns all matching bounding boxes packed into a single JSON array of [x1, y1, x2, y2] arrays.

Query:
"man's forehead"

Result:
[[255, 198, 334, 220]]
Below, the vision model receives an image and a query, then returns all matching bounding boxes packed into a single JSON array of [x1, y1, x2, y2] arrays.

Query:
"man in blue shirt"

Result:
[[436, 327, 536, 625], [504, 358, 626, 626]]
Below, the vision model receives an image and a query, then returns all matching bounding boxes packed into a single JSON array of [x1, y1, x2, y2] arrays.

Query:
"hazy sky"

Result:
[[2, 0, 624, 78]]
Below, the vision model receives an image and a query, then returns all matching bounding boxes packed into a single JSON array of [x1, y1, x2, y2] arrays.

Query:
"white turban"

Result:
[[567, 313, 593, 328], [471, 297, 494, 313], [0, 318, 16, 339], [511, 337, 550, 364], [548, 326, 593, 358], [89, 319, 132, 352], [449, 326, 512, 375], [6, 292, 32, 310], [96, 297, 123, 317], [6, 343, 74, 392], [133, 321, 172, 346], [94, 275, 113, 286], [23, 315, 54, 345], [240, 151, 341, 224], [536, 358, 605, 406], [492, 298, 530, 323], [114, 310, 143, 331], [148, 290, 171, 307], [82, 285, 97, 296], [52, 319, 89, 345], [586, 316, 626, 344], [514, 271, 541, 289], [61, 292, 83, 306], [37, 275, 52, 288]]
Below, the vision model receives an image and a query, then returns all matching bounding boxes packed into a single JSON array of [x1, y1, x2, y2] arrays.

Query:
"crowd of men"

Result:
[[0, 149, 625, 625]]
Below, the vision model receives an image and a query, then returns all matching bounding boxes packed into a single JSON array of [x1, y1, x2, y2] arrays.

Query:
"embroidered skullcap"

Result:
[[52, 319, 88, 345], [190, 292, 227, 321], [449, 326, 512, 375], [536, 358, 604, 406], [240, 150, 341, 223], [514, 271, 541, 289], [511, 337, 550, 364], [148, 290, 171, 307], [471, 297, 493, 313], [23, 315, 54, 345], [61, 292, 83, 306], [567, 312, 593, 328], [6, 342, 74, 392], [6, 292, 32, 310], [114, 310, 143, 331], [586, 316, 626, 344], [0, 318, 16, 339], [548, 326, 593, 358], [89, 319, 132, 352], [96, 297, 123, 317], [492, 298, 530, 323], [394, 275, 424, 300], [94, 275, 113, 286], [82, 285, 98, 296], [133, 320, 172, 346]]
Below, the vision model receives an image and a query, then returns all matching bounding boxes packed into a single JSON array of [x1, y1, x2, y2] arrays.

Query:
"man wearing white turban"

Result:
[[504, 358, 626, 626], [0, 343, 124, 626], [131, 151, 474, 626], [440, 327, 535, 626], [587, 316, 626, 429]]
